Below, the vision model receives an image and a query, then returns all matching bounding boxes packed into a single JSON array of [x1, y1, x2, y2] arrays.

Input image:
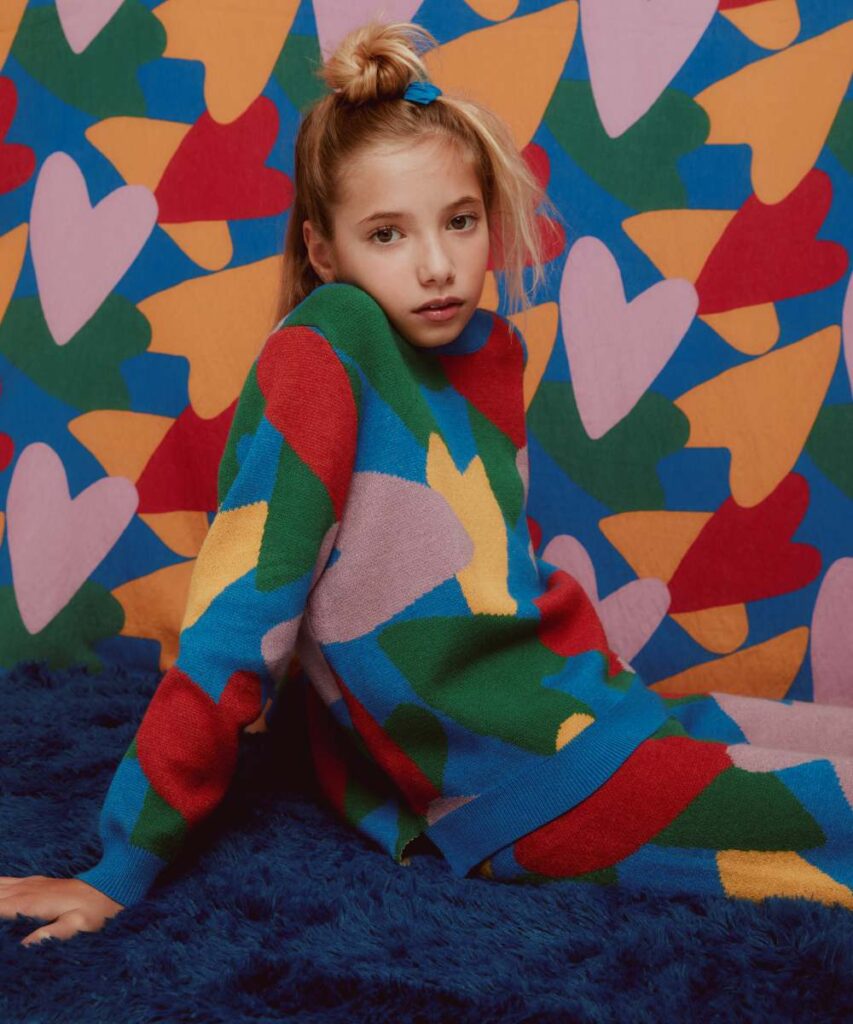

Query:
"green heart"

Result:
[[806, 402, 853, 499], [0, 583, 123, 673], [12, 2, 165, 119], [0, 296, 149, 411], [272, 34, 330, 114], [544, 80, 708, 211], [527, 381, 689, 512]]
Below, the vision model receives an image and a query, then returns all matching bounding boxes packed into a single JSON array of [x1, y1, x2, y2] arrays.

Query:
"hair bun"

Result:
[[321, 21, 438, 105]]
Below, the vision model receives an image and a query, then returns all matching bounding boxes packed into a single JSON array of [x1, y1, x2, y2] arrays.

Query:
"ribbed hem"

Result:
[[75, 842, 167, 907], [425, 677, 667, 878]]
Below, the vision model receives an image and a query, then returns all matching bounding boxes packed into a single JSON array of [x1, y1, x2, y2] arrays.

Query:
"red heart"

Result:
[[667, 473, 821, 613], [0, 78, 35, 196], [0, 378, 9, 471], [695, 169, 848, 314], [534, 567, 624, 677], [154, 96, 293, 222], [0, 431, 12, 473], [488, 213, 564, 270], [135, 400, 236, 513], [489, 143, 562, 270], [522, 141, 550, 190]]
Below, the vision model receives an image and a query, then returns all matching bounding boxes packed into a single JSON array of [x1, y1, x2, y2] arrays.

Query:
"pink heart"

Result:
[[308, 471, 473, 644], [56, 0, 125, 54], [541, 533, 669, 662], [599, 578, 671, 665], [313, 1, 423, 59], [30, 152, 157, 346], [581, 0, 717, 137], [7, 443, 138, 634], [560, 236, 697, 439], [810, 558, 853, 706]]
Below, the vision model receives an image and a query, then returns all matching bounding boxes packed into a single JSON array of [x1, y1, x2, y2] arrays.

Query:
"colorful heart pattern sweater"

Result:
[[76, 284, 853, 909]]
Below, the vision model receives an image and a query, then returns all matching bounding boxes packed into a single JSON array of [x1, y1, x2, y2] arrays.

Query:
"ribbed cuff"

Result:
[[75, 842, 167, 907], [425, 677, 667, 877]]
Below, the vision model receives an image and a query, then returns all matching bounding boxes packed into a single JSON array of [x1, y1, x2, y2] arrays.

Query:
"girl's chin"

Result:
[[403, 308, 473, 347]]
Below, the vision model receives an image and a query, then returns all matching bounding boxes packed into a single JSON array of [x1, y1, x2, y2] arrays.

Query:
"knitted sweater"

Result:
[[76, 283, 666, 907]]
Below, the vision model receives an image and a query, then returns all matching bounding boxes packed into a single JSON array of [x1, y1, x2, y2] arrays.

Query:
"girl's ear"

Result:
[[303, 220, 336, 283]]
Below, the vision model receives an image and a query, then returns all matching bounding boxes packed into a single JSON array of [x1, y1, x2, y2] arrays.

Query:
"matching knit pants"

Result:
[[472, 691, 853, 908]]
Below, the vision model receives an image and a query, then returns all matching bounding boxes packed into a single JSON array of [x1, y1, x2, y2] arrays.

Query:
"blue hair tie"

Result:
[[403, 80, 442, 105]]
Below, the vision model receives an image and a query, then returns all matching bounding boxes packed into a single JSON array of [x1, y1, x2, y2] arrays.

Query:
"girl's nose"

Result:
[[417, 234, 455, 285]]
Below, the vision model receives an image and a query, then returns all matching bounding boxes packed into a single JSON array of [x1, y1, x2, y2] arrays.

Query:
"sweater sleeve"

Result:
[[75, 323, 361, 906]]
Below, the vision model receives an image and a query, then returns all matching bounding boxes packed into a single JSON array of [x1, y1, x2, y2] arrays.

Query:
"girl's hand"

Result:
[[0, 875, 125, 946]]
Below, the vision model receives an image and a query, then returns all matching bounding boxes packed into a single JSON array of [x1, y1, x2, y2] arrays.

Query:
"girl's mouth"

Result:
[[414, 301, 464, 323]]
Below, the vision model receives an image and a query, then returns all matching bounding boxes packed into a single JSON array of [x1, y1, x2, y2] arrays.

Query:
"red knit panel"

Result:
[[534, 568, 623, 675], [514, 736, 732, 877], [136, 666, 262, 826], [257, 325, 358, 519], [305, 682, 348, 816], [337, 676, 441, 816], [438, 317, 526, 449]]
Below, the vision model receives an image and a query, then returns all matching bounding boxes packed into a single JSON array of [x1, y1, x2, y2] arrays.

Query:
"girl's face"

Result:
[[303, 135, 491, 349]]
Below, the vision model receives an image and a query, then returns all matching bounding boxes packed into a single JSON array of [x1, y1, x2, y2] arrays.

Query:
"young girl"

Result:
[[2, 21, 851, 947]]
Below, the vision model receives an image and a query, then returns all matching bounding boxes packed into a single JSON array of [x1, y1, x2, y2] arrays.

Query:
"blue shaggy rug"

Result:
[[1, 661, 851, 1024]]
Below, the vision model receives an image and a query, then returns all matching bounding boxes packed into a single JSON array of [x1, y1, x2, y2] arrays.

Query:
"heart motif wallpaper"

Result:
[[0, 0, 850, 704]]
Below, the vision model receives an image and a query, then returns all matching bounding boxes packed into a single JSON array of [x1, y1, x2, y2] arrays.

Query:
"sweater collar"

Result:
[[423, 307, 494, 356]]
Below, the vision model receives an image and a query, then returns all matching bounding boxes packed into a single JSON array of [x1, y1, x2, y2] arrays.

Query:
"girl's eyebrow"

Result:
[[358, 195, 482, 225]]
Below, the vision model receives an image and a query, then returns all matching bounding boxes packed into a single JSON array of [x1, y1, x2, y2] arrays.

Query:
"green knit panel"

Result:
[[400, 337, 451, 392], [218, 363, 265, 504], [257, 438, 335, 591], [649, 716, 689, 739], [467, 402, 525, 528], [285, 284, 440, 448], [394, 805, 429, 862], [383, 702, 449, 791], [378, 616, 593, 755], [130, 784, 188, 862], [343, 756, 392, 826], [651, 767, 826, 850]]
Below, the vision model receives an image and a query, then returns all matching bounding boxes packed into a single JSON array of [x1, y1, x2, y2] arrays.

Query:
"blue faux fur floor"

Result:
[[1, 661, 851, 1024]]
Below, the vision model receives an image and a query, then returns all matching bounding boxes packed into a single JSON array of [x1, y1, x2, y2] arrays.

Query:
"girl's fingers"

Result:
[[22, 921, 70, 947], [1, 880, 120, 943], [21, 911, 94, 947]]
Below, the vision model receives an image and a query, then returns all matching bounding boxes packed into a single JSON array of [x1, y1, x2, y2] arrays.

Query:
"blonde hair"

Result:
[[276, 20, 560, 323]]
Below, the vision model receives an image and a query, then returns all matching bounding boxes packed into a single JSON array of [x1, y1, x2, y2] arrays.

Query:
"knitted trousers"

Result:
[[472, 691, 853, 908]]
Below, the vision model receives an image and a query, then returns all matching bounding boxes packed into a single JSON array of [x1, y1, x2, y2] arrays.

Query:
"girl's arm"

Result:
[[77, 321, 361, 906], [1, 318, 360, 941]]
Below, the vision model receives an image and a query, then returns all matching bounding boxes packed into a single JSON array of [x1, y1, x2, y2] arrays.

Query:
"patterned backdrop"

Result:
[[0, 1, 850, 704]]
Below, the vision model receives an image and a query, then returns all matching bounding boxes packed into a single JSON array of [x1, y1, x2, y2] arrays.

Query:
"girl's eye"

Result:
[[449, 213, 478, 230], [371, 226, 401, 245]]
